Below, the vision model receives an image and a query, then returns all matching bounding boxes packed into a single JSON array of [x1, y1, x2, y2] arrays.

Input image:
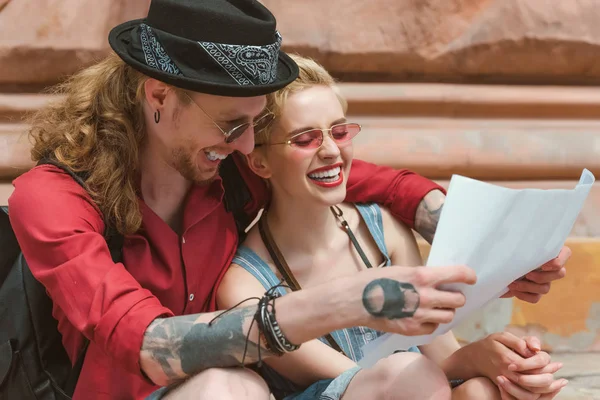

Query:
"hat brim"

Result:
[[108, 19, 299, 97]]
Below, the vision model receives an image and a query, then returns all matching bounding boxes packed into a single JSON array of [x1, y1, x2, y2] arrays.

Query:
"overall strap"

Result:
[[330, 205, 374, 268]]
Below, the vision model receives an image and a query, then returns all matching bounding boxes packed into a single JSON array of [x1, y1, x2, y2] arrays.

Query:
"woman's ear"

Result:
[[246, 149, 272, 179]]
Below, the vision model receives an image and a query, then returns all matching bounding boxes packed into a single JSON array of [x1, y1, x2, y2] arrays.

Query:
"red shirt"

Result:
[[8, 158, 443, 399]]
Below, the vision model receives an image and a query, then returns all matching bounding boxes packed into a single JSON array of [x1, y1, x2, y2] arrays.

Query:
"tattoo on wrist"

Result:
[[142, 306, 271, 383], [362, 278, 420, 319], [415, 190, 445, 244]]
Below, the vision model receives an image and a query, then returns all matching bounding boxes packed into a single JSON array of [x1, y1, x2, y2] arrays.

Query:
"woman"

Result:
[[217, 55, 567, 400]]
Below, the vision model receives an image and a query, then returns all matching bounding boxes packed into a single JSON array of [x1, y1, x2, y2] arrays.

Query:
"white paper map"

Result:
[[359, 169, 595, 368]]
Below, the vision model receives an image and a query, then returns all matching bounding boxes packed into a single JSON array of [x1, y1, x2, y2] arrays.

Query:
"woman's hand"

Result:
[[464, 333, 567, 399]]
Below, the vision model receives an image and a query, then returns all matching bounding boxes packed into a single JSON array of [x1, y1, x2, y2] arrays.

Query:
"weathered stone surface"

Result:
[[352, 117, 600, 180], [418, 238, 600, 353], [0, 0, 150, 87], [264, 0, 600, 84], [0, 124, 31, 179], [1, 0, 600, 86]]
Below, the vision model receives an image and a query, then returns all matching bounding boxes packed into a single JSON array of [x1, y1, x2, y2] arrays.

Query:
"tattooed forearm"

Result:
[[362, 278, 420, 319], [140, 306, 273, 385], [415, 189, 445, 244]]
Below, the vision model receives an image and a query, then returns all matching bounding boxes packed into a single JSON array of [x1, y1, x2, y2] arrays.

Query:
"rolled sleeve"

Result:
[[8, 165, 173, 376]]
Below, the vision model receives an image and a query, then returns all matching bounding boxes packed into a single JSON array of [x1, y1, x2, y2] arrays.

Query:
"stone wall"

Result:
[[2, 0, 600, 87]]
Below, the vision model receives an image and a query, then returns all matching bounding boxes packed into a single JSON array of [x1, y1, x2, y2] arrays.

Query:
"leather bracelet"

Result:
[[255, 290, 300, 355]]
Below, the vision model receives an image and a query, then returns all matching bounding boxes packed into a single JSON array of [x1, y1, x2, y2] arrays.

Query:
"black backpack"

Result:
[[0, 160, 123, 399]]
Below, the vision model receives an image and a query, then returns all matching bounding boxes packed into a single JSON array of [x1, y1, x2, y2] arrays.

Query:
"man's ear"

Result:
[[246, 149, 272, 179], [144, 78, 170, 110]]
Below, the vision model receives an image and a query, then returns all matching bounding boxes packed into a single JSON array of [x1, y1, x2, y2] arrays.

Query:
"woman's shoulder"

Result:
[[237, 224, 272, 263]]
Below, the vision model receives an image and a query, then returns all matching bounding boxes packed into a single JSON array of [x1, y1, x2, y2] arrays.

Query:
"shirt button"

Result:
[[182, 236, 186, 244], [189, 293, 195, 302], [365, 332, 374, 341]]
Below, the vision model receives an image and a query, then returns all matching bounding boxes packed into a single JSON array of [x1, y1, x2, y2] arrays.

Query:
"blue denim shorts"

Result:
[[146, 367, 361, 400], [283, 366, 361, 400]]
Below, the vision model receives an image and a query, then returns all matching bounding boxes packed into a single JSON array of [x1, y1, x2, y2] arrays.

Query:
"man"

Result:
[[8, 1, 569, 399]]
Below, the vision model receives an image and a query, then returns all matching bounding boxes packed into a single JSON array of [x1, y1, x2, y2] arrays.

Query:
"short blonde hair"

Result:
[[254, 54, 347, 145]]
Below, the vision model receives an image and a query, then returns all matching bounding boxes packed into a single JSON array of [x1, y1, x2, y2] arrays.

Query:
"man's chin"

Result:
[[193, 168, 220, 186]]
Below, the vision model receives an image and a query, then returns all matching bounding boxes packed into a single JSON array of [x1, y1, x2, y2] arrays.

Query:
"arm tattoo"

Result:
[[415, 190, 445, 244], [362, 278, 420, 319], [141, 306, 273, 384]]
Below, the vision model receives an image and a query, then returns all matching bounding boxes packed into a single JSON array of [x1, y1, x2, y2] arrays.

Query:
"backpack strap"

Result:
[[37, 158, 123, 395], [220, 155, 252, 241]]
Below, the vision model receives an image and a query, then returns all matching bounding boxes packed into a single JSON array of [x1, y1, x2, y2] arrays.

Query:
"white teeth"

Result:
[[308, 166, 341, 180], [205, 150, 228, 161]]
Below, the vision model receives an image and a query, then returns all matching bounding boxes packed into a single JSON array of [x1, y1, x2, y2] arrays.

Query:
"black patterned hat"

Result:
[[108, 0, 299, 97]]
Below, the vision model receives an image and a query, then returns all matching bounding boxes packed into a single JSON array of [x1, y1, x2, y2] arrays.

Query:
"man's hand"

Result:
[[502, 246, 571, 303], [356, 265, 476, 336]]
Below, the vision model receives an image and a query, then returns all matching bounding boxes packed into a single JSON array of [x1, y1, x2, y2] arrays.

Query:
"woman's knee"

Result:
[[452, 377, 500, 400], [165, 367, 270, 400], [368, 352, 451, 400]]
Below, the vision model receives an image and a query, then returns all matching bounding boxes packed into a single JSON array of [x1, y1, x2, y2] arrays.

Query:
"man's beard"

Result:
[[172, 147, 219, 186]]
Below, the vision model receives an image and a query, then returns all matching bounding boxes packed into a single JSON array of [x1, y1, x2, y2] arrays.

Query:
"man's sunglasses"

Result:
[[182, 92, 270, 143]]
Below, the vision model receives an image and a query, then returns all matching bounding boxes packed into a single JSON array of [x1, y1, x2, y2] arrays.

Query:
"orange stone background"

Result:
[[0, 0, 599, 353]]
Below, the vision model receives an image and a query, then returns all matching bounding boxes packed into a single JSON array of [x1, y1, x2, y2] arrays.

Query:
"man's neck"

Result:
[[139, 143, 192, 234]]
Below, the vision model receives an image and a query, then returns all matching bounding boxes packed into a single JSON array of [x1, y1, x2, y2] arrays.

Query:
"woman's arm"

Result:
[[216, 264, 357, 388]]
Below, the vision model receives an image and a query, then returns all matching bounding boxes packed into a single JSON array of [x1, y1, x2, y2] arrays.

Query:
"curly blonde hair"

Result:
[[254, 54, 347, 145], [28, 53, 149, 235]]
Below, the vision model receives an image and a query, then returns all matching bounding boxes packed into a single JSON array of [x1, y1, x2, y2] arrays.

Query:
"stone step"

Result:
[[3, 83, 600, 121], [351, 117, 600, 180], [340, 83, 600, 119], [0, 123, 31, 179], [0, 93, 59, 122], [2, 116, 600, 181]]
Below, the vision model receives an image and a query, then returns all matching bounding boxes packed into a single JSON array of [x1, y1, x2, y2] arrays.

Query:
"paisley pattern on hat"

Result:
[[198, 32, 282, 86], [139, 23, 183, 76]]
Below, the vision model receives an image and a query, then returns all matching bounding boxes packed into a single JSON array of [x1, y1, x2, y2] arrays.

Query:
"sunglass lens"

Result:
[[290, 130, 323, 148], [225, 123, 250, 143], [331, 123, 361, 143]]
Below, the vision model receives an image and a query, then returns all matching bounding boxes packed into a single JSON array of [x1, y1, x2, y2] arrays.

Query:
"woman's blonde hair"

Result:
[[28, 53, 150, 235], [254, 54, 347, 145]]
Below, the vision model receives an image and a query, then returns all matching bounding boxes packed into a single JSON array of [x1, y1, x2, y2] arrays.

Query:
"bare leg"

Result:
[[452, 377, 501, 400], [164, 367, 270, 400], [342, 352, 452, 400]]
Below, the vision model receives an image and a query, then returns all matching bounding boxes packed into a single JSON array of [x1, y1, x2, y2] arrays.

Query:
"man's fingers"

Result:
[[421, 265, 477, 287], [513, 291, 543, 304], [497, 376, 540, 400], [419, 288, 466, 310], [509, 352, 552, 372], [415, 307, 457, 325], [509, 280, 551, 295], [525, 269, 566, 285], [540, 246, 571, 272]]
